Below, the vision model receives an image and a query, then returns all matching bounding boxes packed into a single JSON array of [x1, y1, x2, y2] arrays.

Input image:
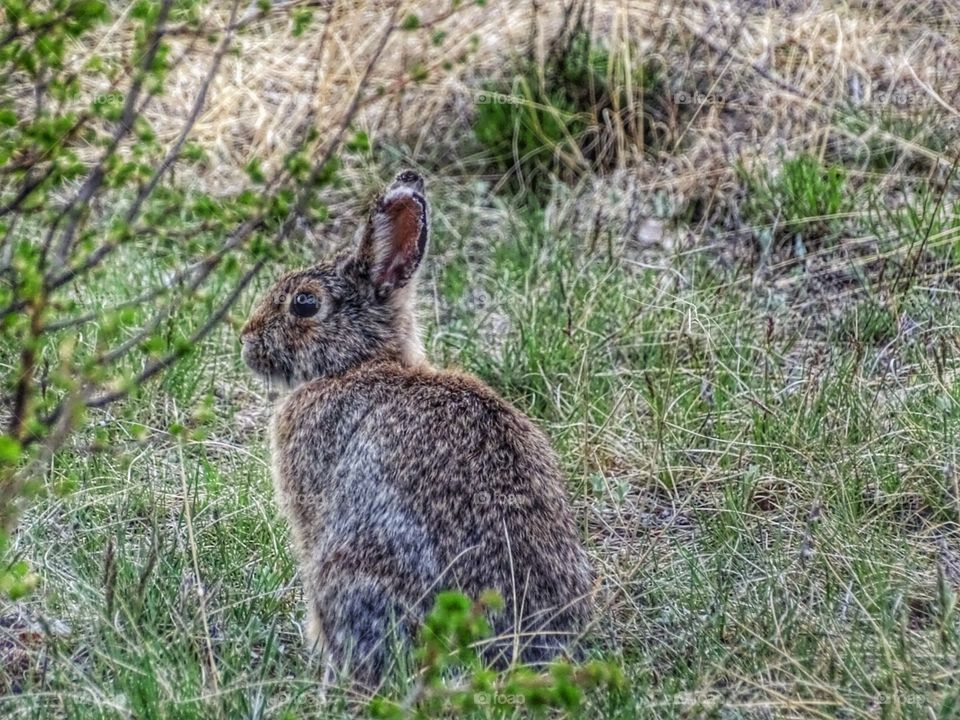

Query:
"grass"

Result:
[[739, 153, 851, 257], [4, 0, 960, 717], [4, 168, 960, 717], [472, 30, 667, 200]]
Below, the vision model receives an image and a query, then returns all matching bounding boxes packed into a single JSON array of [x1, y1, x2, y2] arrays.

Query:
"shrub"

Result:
[[473, 28, 666, 201], [368, 591, 623, 718], [0, 0, 429, 596]]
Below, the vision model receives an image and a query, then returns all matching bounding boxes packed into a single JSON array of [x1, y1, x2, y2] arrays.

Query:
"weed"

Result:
[[739, 153, 851, 255]]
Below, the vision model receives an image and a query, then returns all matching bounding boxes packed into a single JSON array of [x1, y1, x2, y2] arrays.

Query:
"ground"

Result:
[[2, 1, 960, 718]]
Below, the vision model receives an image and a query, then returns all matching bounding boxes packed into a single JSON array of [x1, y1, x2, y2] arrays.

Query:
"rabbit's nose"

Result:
[[240, 318, 259, 342]]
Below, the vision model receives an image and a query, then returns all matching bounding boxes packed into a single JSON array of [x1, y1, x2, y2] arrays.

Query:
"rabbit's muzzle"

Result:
[[239, 331, 268, 377]]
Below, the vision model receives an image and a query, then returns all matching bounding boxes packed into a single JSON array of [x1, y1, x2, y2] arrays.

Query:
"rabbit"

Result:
[[240, 170, 594, 689]]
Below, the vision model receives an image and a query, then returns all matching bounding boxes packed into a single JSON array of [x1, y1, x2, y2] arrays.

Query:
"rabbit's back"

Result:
[[271, 360, 593, 654]]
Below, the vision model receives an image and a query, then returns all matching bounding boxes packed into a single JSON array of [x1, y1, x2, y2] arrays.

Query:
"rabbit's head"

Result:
[[241, 170, 429, 386]]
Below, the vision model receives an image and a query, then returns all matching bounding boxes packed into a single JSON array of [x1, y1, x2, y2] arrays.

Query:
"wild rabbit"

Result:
[[240, 170, 593, 689]]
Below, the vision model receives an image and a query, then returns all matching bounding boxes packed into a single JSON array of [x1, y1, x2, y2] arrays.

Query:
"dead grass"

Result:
[[57, 1, 959, 202]]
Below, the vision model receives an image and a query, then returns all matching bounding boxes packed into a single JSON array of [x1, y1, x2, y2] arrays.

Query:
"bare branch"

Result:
[[96, 216, 264, 366], [86, 259, 265, 410], [282, 0, 401, 238]]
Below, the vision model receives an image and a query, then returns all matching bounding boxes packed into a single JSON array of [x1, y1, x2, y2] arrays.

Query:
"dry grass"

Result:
[[60, 1, 960, 198], [77, 0, 960, 199]]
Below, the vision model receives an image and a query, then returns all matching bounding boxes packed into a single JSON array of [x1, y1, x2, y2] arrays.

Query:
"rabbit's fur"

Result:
[[241, 171, 594, 688]]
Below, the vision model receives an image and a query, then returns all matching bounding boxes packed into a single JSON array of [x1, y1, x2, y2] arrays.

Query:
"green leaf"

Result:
[[0, 436, 22, 465], [1, 561, 39, 600], [292, 8, 313, 36], [131, 0, 155, 22], [283, 151, 310, 180], [346, 131, 370, 153], [245, 157, 265, 183], [311, 156, 340, 187], [410, 61, 428, 82], [181, 142, 206, 162], [72, 0, 109, 22]]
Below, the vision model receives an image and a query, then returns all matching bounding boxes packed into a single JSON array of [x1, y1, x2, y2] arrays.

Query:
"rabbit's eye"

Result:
[[290, 292, 320, 318]]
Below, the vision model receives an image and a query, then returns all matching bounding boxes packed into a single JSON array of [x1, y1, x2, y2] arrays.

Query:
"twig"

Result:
[[284, 0, 402, 239], [85, 260, 264, 409], [122, 0, 242, 227], [49, 0, 175, 267]]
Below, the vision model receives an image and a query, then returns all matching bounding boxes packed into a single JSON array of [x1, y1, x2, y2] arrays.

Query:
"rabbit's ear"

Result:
[[358, 171, 428, 293]]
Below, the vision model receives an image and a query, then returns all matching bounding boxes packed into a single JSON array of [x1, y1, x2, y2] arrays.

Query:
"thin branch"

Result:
[[10, 0, 399, 449], [49, 0, 175, 266], [11, 258, 262, 443], [39, 222, 243, 333], [0, 213, 19, 274], [122, 0, 241, 228], [86, 260, 264, 410], [0, 162, 60, 218], [8, 299, 43, 438], [29, 215, 271, 439], [283, 0, 401, 238], [33, 2, 235, 302], [96, 217, 264, 366], [0, 387, 83, 533]]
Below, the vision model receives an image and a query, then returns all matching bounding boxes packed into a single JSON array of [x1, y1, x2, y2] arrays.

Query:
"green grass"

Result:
[[472, 30, 667, 202], [5, 1, 960, 716], [739, 153, 852, 256], [833, 104, 956, 172], [4, 177, 960, 718]]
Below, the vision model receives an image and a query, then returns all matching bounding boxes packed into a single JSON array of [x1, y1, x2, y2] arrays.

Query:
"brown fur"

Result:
[[241, 171, 593, 688]]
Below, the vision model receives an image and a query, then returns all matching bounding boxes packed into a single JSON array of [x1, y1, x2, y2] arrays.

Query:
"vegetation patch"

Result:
[[473, 29, 669, 201], [738, 153, 852, 257], [4, 1, 960, 718]]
